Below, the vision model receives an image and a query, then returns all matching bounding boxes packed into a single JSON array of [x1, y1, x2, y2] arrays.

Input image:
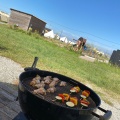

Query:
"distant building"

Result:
[[60, 37, 68, 43], [0, 11, 9, 22], [9, 8, 46, 34], [44, 30, 55, 39], [68, 41, 76, 45], [44, 28, 51, 33], [54, 34, 60, 40], [42, 27, 52, 36], [109, 50, 120, 66]]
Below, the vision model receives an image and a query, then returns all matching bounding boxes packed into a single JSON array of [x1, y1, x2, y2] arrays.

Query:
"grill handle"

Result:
[[31, 57, 39, 68], [24, 57, 39, 71], [91, 107, 112, 120]]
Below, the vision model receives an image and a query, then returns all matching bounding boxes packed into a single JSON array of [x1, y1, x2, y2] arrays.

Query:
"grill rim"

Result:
[[19, 70, 101, 111]]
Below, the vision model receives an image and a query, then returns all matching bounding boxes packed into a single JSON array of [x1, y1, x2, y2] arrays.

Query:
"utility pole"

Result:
[[59, 30, 63, 38]]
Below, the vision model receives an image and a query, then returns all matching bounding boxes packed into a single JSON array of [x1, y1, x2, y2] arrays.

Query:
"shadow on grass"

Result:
[[0, 46, 8, 51]]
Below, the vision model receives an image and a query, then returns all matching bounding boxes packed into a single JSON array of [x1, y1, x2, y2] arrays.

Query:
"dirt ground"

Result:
[[79, 55, 95, 62]]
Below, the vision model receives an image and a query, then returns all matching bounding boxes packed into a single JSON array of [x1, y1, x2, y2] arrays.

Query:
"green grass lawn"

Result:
[[0, 24, 120, 101]]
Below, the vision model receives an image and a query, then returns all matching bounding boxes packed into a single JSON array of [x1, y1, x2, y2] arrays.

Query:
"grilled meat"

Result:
[[53, 77, 60, 83], [44, 79, 52, 84], [33, 87, 46, 95], [34, 83, 45, 88], [49, 81, 57, 87], [49, 77, 60, 87], [32, 75, 41, 81], [30, 75, 41, 86], [48, 77, 60, 87], [30, 79, 40, 87], [41, 81, 45, 84], [35, 75, 41, 80], [47, 87, 56, 93], [44, 76, 52, 81], [60, 81, 66, 86]]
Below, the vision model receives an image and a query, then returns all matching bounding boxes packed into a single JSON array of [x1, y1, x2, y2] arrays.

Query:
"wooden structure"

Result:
[[109, 50, 120, 66], [9, 8, 46, 34], [0, 82, 29, 120], [0, 82, 20, 119], [0, 11, 9, 22]]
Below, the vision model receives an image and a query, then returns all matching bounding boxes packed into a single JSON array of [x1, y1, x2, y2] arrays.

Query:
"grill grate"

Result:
[[21, 77, 96, 110]]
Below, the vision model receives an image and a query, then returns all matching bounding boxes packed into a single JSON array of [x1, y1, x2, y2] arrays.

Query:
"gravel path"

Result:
[[0, 56, 120, 120], [0, 56, 24, 84]]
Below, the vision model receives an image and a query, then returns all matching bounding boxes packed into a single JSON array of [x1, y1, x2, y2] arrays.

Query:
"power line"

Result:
[[0, 6, 10, 14], [87, 37, 118, 49], [47, 24, 119, 49], [48, 24, 118, 50], [1, 7, 119, 46], [46, 24, 119, 50], [44, 18, 120, 46]]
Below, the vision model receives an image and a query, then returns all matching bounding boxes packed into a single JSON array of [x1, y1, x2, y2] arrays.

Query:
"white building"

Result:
[[54, 34, 60, 39], [44, 30, 55, 39], [68, 41, 76, 45], [60, 37, 68, 43]]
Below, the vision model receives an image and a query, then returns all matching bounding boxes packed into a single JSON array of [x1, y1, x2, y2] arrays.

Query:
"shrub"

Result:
[[27, 27, 32, 35], [32, 30, 40, 39], [13, 24, 19, 30]]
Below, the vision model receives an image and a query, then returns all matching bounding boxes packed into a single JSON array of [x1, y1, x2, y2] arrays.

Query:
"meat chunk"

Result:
[[30, 75, 41, 86], [33, 88, 46, 95], [30, 79, 40, 87], [36, 75, 41, 80], [53, 77, 60, 83], [49, 81, 57, 87], [41, 81, 45, 84], [47, 87, 56, 93], [60, 81, 66, 86], [32, 75, 41, 81], [44, 76, 52, 81], [44, 79, 52, 84], [34, 83, 45, 88], [49, 77, 60, 87]]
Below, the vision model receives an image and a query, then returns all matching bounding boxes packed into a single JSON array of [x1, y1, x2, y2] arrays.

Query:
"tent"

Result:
[[60, 37, 68, 43], [44, 30, 55, 39]]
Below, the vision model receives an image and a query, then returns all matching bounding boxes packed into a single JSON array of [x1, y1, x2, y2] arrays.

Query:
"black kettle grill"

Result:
[[18, 57, 112, 120]]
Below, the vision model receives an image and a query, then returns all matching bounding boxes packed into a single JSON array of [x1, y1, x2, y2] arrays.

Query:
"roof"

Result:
[[0, 11, 9, 17], [10, 8, 46, 24], [45, 27, 51, 31]]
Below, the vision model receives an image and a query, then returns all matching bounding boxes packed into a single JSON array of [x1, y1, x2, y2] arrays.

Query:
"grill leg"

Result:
[[15, 97, 18, 101]]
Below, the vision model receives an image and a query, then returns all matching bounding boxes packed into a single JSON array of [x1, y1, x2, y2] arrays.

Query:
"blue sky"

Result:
[[0, 0, 120, 54]]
